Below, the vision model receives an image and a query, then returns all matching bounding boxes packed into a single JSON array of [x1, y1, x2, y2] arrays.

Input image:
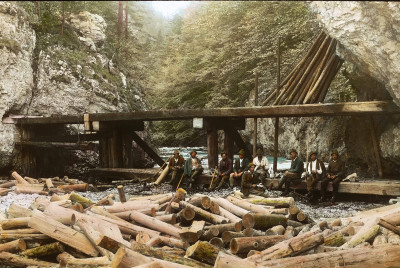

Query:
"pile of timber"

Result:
[[262, 31, 344, 106], [1, 182, 400, 267], [0, 171, 92, 197]]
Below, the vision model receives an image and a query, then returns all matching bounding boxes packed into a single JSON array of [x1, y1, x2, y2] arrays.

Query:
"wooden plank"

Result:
[[30, 133, 104, 142], [16, 101, 400, 125], [131, 132, 164, 167], [369, 116, 383, 178]]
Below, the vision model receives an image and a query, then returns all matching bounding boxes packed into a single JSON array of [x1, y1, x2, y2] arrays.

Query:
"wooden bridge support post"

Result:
[[369, 116, 383, 178], [20, 126, 37, 177], [99, 136, 109, 168], [273, 117, 279, 175], [206, 120, 218, 170]]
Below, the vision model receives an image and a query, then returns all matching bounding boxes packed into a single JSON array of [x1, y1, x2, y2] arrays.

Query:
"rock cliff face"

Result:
[[0, 2, 147, 174]]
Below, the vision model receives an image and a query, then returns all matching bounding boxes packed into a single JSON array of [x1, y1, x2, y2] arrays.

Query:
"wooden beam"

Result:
[[369, 116, 383, 178], [15, 141, 97, 151], [16, 101, 399, 125], [131, 132, 164, 167], [31, 133, 104, 142]]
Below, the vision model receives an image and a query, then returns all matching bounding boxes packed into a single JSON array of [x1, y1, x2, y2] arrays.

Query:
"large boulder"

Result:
[[310, 2, 400, 106]]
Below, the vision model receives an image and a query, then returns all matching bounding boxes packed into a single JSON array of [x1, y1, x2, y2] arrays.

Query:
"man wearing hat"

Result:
[[319, 149, 345, 202], [241, 162, 256, 197], [211, 152, 233, 190], [183, 150, 203, 189], [229, 149, 250, 189], [167, 149, 185, 188], [253, 148, 269, 186], [277, 149, 304, 196], [305, 151, 326, 200]]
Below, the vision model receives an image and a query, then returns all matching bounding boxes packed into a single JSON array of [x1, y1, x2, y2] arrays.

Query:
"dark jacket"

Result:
[[306, 159, 326, 176], [234, 157, 250, 173], [183, 157, 203, 176], [168, 155, 185, 170], [241, 170, 256, 189], [327, 159, 345, 179], [219, 158, 233, 175], [288, 157, 304, 174]]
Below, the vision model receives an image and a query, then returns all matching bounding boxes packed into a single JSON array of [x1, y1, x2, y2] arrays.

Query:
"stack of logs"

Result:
[[0, 185, 400, 267], [0, 171, 91, 196], [262, 31, 344, 106]]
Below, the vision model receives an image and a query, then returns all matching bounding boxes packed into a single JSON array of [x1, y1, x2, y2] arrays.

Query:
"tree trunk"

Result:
[[22, 242, 64, 258], [212, 197, 249, 217], [189, 196, 211, 210], [230, 235, 286, 255], [226, 196, 276, 215], [185, 241, 220, 265], [1, 217, 30, 230], [342, 223, 380, 248], [28, 210, 99, 256], [258, 244, 400, 268], [323, 231, 346, 247], [0, 251, 57, 267], [129, 210, 181, 238], [0, 239, 26, 253], [117, 1, 123, 39], [249, 197, 294, 208], [131, 241, 212, 268], [218, 205, 241, 223], [104, 200, 154, 213], [180, 202, 228, 224], [60, 1, 64, 36], [246, 213, 287, 231], [179, 220, 205, 243]]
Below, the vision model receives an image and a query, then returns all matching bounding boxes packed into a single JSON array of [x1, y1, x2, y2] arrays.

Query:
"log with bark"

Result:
[[180, 202, 228, 224], [0, 251, 58, 267], [0, 239, 26, 253], [21, 241, 64, 258], [1, 217, 31, 230], [129, 210, 181, 238], [179, 220, 205, 243], [230, 235, 286, 255], [245, 213, 287, 231], [185, 240, 221, 265], [249, 197, 294, 208]]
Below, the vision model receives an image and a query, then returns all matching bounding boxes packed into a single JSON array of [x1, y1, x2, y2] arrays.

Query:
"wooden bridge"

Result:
[[12, 100, 400, 180]]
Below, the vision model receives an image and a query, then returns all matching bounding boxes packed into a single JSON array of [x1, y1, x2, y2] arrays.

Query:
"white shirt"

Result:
[[307, 160, 322, 174], [191, 158, 198, 170], [253, 156, 269, 170], [239, 158, 243, 166]]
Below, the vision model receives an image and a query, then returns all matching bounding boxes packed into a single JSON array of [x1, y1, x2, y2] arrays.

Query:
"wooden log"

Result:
[[28, 210, 99, 256], [201, 228, 219, 241], [0, 251, 57, 267], [165, 189, 186, 214], [131, 241, 212, 268], [137, 231, 151, 244], [116, 247, 153, 268], [154, 166, 170, 185], [6, 203, 32, 218], [57, 252, 110, 267], [1, 217, 30, 230], [57, 183, 89, 192], [185, 241, 220, 265], [330, 218, 342, 227], [179, 220, 205, 243], [265, 225, 286, 236], [249, 197, 294, 208], [387, 230, 400, 244], [188, 196, 212, 210], [22, 242, 64, 258], [218, 206, 241, 223], [43, 202, 78, 225], [212, 197, 249, 217], [288, 205, 299, 216], [0, 188, 12, 196], [15, 184, 47, 195], [155, 214, 177, 224], [257, 244, 400, 268], [209, 201, 220, 215], [227, 196, 282, 214], [0, 233, 50, 241], [45, 178, 54, 189], [117, 185, 127, 203], [129, 210, 181, 238], [132, 260, 193, 268], [0, 181, 16, 188], [242, 213, 255, 228], [247, 213, 287, 231], [284, 226, 295, 238], [246, 230, 323, 262], [0, 239, 26, 253], [180, 201, 228, 224], [96, 194, 115, 206], [69, 192, 93, 208], [209, 237, 224, 248], [296, 211, 307, 222], [221, 231, 245, 245], [230, 235, 286, 255], [378, 218, 400, 235], [112, 207, 157, 220], [12, 171, 29, 184], [372, 234, 387, 246], [90, 205, 132, 222], [146, 236, 162, 247], [204, 222, 243, 233], [177, 207, 196, 222], [324, 231, 346, 247], [286, 220, 304, 228], [215, 251, 260, 268], [159, 236, 189, 250]]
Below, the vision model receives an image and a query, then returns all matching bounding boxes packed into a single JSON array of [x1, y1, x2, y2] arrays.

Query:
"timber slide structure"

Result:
[[10, 31, 400, 197]]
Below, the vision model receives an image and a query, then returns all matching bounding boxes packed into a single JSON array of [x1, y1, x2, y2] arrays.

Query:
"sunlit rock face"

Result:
[[311, 1, 400, 106]]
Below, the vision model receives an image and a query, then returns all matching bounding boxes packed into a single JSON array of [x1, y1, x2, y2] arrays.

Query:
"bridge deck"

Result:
[[15, 101, 400, 125], [91, 168, 400, 197]]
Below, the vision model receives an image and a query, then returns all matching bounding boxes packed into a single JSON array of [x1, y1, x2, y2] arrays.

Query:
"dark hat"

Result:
[[248, 162, 255, 168], [221, 152, 227, 157], [290, 149, 298, 154], [331, 149, 339, 156], [191, 150, 197, 154], [238, 149, 245, 155], [173, 149, 179, 154], [256, 149, 263, 155], [310, 151, 317, 156]]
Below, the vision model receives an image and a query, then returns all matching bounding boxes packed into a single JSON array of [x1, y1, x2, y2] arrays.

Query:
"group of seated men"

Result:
[[165, 147, 345, 202]]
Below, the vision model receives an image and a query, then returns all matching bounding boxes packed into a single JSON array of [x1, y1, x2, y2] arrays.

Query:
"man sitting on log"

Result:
[[211, 152, 233, 190], [276, 149, 304, 196], [252, 148, 269, 186], [167, 149, 185, 188], [183, 150, 203, 189], [241, 163, 257, 197], [305, 151, 326, 201], [229, 149, 250, 189], [319, 149, 345, 203]]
